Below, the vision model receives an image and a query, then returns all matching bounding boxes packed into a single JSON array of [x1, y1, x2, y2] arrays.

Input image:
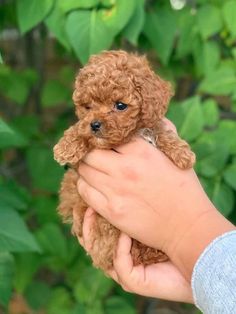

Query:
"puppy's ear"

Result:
[[53, 123, 86, 167], [133, 56, 173, 128]]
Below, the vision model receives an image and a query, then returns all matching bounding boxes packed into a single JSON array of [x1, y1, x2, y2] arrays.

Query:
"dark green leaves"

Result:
[[0, 253, 15, 306], [224, 163, 236, 191], [41, 79, 71, 107], [0, 207, 40, 253], [199, 67, 236, 95], [74, 267, 114, 304], [122, 0, 145, 45], [144, 7, 177, 65], [0, 118, 13, 135], [179, 97, 204, 142], [99, 0, 136, 37], [0, 118, 28, 148], [66, 10, 113, 64], [105, 297, 136, 314], [196, 4, 222, 39], [223, 0, 236, 38], [17, 0, 54, 33], [202, 178, 234, 217], [26, 146, 64, 193], [60, 0, 99, 12], [202, 99, 219, 127], [0, 67, 38, 106]]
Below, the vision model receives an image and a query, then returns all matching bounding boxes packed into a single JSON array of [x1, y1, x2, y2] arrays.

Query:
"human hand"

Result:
[[77, 120, 235, 280], [79, 208, 193, 303]]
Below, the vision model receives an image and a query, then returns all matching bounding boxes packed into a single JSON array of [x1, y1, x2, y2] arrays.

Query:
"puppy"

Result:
[[53, 50, 195, 272]]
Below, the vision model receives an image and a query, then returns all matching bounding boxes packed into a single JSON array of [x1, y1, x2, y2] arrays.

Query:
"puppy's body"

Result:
[[54, 50, 195, 272]]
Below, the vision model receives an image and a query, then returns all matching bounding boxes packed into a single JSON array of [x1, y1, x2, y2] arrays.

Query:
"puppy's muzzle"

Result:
[[90, 120, 102, 132]]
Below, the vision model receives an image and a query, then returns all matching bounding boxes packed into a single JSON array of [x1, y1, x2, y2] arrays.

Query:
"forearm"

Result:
[[169, 206, 235, 281]]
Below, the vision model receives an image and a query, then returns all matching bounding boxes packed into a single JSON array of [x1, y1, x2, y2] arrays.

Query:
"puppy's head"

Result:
[[73, 50, 172, 148]]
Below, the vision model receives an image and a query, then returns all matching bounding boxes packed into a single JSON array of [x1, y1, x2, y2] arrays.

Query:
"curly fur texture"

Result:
[[54, 50, 195, 273]]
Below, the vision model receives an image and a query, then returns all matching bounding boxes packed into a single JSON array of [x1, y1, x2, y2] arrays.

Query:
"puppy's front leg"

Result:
[[54, 122, 87, 166], [155, 121, 195, 170]]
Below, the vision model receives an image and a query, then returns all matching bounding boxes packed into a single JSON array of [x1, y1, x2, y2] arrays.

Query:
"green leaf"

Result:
[[201, 178, 234, 217], [215, 120, 236, 155], [11, 115, 40, 140], [59, 0, 99, 12], [25, 281, 51, 310], [176, 9, 197, 58], [36, 223, 68, 268], [87, 300, 104, 314], [0, 129, 28, 148], [196, 4, 223, 39], [199, 67, 236, 95], [202, 41, 220, 76], [0, 181, 30, 212], [0, 118, 28, 148], [99, 0, 136, 36], [192, 134, 216, 161], [212, 181, 234, 217], [179, 96, 204, 142], [105, 296, 135, 314], [26, 146, 64, 193], [47, 287, 73, 314], [122, 0, 145, 45], [143, 7, 177, 65], [32, 196, 59, 224], [0, 207, 40, 252], [17, 0, 54, 34], [166, 102, 185, 131], [0, 118, 14, 135], [223, 0, 236, 38], [0, 252, 14, 307], [224, 163, 236, 190], [196, 143, 229, 178], [72, 303, 86, 314], [14, 253, 41, 294], [66, 10, 113, 64], [41, 79, 71, 107], [0, 52, 3, 64], [74, 267, 114, 304], [202, 99, 219, 127], [45, 4, 70, 50], [0, 67, 38, 105]]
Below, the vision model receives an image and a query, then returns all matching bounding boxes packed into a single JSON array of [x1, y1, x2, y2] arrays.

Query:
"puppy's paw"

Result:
[[173, 147, 196, 170]]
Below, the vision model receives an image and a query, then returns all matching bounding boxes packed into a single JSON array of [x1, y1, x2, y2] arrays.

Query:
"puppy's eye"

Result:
[[115, 102, 128, 111], [83, 104, 91, 110]]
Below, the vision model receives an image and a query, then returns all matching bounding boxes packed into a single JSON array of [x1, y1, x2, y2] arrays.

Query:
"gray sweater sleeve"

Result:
[[191, 230, 236, 313]]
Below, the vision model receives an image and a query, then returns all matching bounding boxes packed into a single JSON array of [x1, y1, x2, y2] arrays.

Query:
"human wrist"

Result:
[[168, 206, 235, 282]]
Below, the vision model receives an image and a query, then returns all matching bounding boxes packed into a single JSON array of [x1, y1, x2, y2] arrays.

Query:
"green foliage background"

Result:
[[1, 0, 236, 313]]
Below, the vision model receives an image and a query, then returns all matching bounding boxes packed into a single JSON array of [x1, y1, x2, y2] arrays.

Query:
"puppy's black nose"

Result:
[[90, 120, 102, 132]]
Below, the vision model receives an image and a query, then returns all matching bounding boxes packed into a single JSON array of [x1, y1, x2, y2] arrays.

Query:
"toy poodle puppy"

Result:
[[53, 50, 195, 272]]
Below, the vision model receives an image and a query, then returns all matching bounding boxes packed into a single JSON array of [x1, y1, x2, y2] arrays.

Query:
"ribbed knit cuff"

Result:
[[191, 230, 236, 314]]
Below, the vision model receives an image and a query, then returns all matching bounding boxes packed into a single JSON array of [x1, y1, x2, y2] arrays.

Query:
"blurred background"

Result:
[[1, 0, 236, 313]]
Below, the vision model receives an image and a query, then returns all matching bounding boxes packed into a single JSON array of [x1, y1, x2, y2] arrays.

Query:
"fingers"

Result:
[[163, 118, 177, 133], [104, 233, 135, 293], [82, 149, 120, 174], [112, 233, 135, 292], [114, 233, 133, 274], [78, 162, 113, 195], [77, 178, 108, 212], [82, 208, 96, 252]]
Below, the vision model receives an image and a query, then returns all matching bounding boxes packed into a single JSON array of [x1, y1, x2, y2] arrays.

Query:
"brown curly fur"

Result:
[[53, 50, 195, 273]]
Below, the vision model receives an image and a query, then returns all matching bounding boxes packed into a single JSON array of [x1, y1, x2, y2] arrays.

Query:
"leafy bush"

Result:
[[0, 0, 236, 313]]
